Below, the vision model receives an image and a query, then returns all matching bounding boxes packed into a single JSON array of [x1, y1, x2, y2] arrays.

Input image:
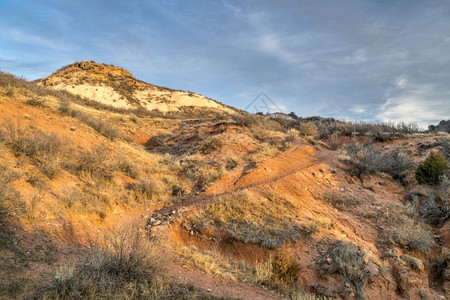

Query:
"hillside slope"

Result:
[[36, 61, 235, 114], [0, 68, 449, 300]]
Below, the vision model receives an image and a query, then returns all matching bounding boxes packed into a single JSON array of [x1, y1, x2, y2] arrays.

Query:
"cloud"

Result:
[[1, 0, 449, 127], [0, 27, 71, 51], [349, 106, 366, 114], [376, 80, 450, 129]]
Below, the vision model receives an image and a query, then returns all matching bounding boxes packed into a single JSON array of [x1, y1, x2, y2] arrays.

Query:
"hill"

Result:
[[0, 66, 449, 300], [36, 61, 235, 114], [429, 120, 450, 133]]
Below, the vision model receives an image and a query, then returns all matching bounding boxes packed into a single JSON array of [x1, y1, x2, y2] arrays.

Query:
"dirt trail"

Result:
[[167, 259, 284, 300], [152, 143, 334, 218], [149, 143, 338, 299]]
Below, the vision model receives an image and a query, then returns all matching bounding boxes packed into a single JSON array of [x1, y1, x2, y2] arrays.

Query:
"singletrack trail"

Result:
[[151, 142, 334, 220]]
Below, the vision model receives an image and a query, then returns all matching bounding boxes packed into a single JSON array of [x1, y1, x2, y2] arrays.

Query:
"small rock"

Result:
[[206, 288, 211, 292], [366, 262, 379, 276], [69, 126, 76, 131], [326, 257, 333, 264], [319, 168, 324, 173], [339, 187, 345, 192], [189, 229, 195, 235]]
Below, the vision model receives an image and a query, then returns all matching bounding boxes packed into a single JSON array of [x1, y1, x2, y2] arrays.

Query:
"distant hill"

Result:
[[36, 61, 235, 114], [428, 120, 450, 133]]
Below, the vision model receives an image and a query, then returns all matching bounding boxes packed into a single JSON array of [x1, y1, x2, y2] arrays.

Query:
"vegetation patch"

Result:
[[199, 136, 224, 154], [1, 119, 65, 179], [187, 190, 309, 248], [342, 141, 412, 181], [319, 241, 369, 300], [38, 221, 226, 299], [415, 152, 448, 185], [379, 204, 435, 252]]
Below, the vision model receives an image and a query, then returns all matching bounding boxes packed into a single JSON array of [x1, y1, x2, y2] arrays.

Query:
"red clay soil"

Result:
[[167, 259, 284, 300], [167, 138, 445, 299]]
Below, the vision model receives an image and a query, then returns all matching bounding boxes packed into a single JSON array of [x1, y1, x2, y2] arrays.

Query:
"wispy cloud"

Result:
[[0, 27, 72, 51], [376, 78, 450, 128], [0, 0, 449, 126]]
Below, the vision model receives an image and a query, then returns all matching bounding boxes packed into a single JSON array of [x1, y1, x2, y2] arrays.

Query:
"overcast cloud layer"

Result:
[[1, 0, 449, 127]]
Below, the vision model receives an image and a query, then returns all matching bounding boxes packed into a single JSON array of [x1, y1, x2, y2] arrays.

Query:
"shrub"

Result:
[[77, 112, 128, 141], [422, 182, 450, 227], [199, 136, 223, 154], [38, 220, 222, 299], [223, 155, 242, 170], [297, 122, 319, 139], [256, 253, 300, 293], [342, 142, 412, 181], [416, 152, 448, 185], [25, 98, 46, 107], [284, 128, 299, 147], [196, 165, 225, 191], [270, 253, 300, 286], [323, 190, 360, 209], [1, 120, 65, 179], [132, 177, 163, 202], [68, 146, 114, 182], [232, 113, 286, 143], [116, 155, 140, 179], [320, 241, 368, 299], [400, 254, 423, 271], [390, 218, 434, 251]]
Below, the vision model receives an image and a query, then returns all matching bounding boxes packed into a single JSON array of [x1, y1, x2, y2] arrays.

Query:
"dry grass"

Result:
[[131, 176, 164, 203], [256, 253, 300, 288], [187, 190, 312, 248], [65, 145, 114, 182], [379, 204, 435, 252], [175, 243, 314, 299], [59, 101, 131, 141], [248, 143, 278, 162], [1, 119, 65, 179], [319, 241, 369, 300], [38, 220, 226, 299], [176, 245, 253, 282], [342, 141, 412, 182], [0, 165, 21, 221], [297, 122, 319, 139], [199, 136, 224, 154], [322, 190, 361, 210], [116, 155, 140, 179]]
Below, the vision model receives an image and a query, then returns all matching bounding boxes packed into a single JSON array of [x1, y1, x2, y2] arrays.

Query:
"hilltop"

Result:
[[0, 65, 449, 300], [36, 61, 235, 114]]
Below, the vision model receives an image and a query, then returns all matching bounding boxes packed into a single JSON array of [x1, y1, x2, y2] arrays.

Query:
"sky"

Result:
[[1, 0, 449, 128]]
